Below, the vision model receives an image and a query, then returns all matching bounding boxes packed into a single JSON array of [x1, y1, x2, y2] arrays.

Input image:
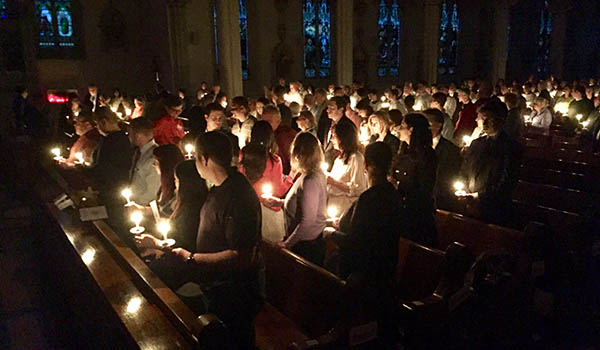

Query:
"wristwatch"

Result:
[[186, 253, 195, 264]]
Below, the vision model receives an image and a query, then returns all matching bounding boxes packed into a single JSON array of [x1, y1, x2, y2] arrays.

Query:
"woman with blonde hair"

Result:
[[265, 132, 328, 265], [368, 111, 401, 154], [296, 110, 317, 135]]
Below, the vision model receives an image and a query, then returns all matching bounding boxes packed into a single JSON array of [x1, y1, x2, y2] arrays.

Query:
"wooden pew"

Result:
[[34, 162, 231, 349], [519, 165, 597, 193], [522, 147, 600, 176], [513, 180, 595, 215]]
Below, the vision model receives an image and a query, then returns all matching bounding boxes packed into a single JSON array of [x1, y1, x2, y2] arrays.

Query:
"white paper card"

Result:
[[79, 206, 108, 221], [149, 200, 160, 223], [53, 193, 68, 206], [56, 198, 74, 211]]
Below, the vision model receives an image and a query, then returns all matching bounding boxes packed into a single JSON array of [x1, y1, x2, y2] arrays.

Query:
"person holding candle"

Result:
[[63, 112, 101, 166], [296, 111, 317, 136], [459, 100, 523, 226], [230, 96, 257, 150], [367, 111, 401, 155], [327, 120, 368, 216], [391, 113, 437, 246], [260, 105, 297, 175], [130, 96, 145, 119], [264, 132, 328, 265], [529, 96, 553, 135], [153, 94, 185, 145], [127, 117, 160, 206]]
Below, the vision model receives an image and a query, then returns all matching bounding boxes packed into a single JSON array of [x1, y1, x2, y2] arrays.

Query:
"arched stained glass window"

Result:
[[35, 1, 74, 48], [535, 0, 551, 77], [438, 0, 459, 77], [303, 0, 331, 78], [377, 0, 401, 77], [239, 0, 249, 80], [213, 2, 219, 66], [1, 0, 7, 19]]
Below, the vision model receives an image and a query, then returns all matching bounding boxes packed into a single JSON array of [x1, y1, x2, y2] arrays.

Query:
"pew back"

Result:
[[395, 238, 445, 301], [513, 180, 595, 214]]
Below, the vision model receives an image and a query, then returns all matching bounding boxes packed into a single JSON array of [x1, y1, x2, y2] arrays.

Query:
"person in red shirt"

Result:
[[261, 105, 297, 175], [153, 94, 185, 145]]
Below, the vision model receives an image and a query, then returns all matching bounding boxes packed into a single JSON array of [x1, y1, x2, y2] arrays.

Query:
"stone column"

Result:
[[166, 1, 186, 90], [490, 0, 509, 83], [216, 0, 243, 97], [336, 0, 353, 87], [549, 2, 569, 79], [422, 0, 442, 83]]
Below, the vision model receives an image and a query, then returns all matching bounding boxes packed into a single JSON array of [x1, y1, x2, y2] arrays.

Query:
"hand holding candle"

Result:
[[157, 220, 175, 248], [462, 136, 472, 147], [129, 210, 145, 234], [51, 147, 65, 161], [454, 181, 467, 196], [74, 152, 85, 165], [261, 183, 274, 200], [576, 114, 583, 122], [327, 206, 339, 223], [121, 188, 134, 207]]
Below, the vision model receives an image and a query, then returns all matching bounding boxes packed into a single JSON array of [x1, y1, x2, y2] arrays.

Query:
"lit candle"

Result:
[[463, 136, 472, 147], [454, 181, 467, 196], [359, 129, 370, 145], [380, 96, 386, 102], [116, 112, 123, 119], [581, 120, 590, 128], [51, 147, 64, 161], [110, 106, 117, 113], [129, 210, 145, 234], [327, 206, 339, 223], [380, 102, 390, 109], [261, 183, 273, 200], [320, 162, 329, 173], [184, 144, 194, 159], [524, 114, 532, 123], [121, 188, 133, 206], [576, 114, 583, 122], [125, 108, 132, 116], [74, 110, 80, 117], [74, 152, 84, 164], [157, 220, 175, 247]]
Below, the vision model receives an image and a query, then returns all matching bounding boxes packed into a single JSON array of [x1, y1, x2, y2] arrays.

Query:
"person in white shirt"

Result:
[[127, 117, 161, 205], [530, 97, 553, 135]]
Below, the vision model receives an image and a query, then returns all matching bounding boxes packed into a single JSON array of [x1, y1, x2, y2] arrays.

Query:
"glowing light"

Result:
[[47, 94, 67, 104], [581, 120, 590, 128], [74, 111, 80, 117], [327, 206, 339, 221], [116, 112, 123, 119], [576, 114, 583, 121], [110, 106, 117, 113], [74, 152, 84, 164], [414, 101, 423, 111], [380, 102, 390, 109], [261, 183, 273, 200], [554, 102, 569, 115], [320, 162, 329, 173], [463, 136, 472, 147], [51, 147, 64, 161], [184, 144, 194, 159], [126, 297, 142, 314], [81, 248, 96, 265], [157, 220, 171, 241], [380, 96, 386, 102], [121, 188, 133, 206], [129, 211, 145, 234], [125, 108, 132, 116], [454, 181, 467, 196]]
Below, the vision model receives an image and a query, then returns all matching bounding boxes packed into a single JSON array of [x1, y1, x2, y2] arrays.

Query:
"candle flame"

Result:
[[327, 206, 339, 219], [157, 220, 171, 241], [51, 148, 61, 157], [130, 211, 143, 225], [75, 152, 84, 163], [462, 136, 472, 146], [121, 188, 132, 200], [185, 144, 194, 154], [262, 183, 273, 195], [576, 114, 583, 121], [581, 120, 589, 128], [321, 162, 329, 172], [454, 181, 465, 191]]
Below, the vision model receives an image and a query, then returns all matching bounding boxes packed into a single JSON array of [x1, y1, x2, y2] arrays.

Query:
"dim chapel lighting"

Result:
[[261, 183, 273, 200], [462, 136, 472, 147], [327, 206, 339, 222], [576, 114, 583, 121], [129, 211, 145, 234], [581, 120, 590, 128], [454, 181, 467, 197]]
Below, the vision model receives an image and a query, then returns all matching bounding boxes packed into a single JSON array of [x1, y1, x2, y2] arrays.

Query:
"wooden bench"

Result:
[[519, 165, 597, 193], [35, 162, 231, 349], [513, 180, 595, 215]]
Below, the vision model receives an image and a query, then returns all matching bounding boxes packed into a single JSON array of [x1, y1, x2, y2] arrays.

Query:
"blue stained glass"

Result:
[[239, 0, 249, 80], [1, 0, 7, 19], [438, 0, 459, 77], [213, 3, 219, 66], [535, 0, 551, 77], [35, 1, 75, 48], [303, 0, 330, 79], [377, 0, 402, 77]]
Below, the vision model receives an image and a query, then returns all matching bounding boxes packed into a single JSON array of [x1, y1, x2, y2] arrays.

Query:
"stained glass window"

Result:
[[239, 0, 249, 80], [303, 0, 331, 78], [1, 0, 7, 19], [535, 0, 551, 78], [438, 0, 459, 77], [377, 0, 401, 77], [35, 1, 74, 48], [213, 3, 219, 66]]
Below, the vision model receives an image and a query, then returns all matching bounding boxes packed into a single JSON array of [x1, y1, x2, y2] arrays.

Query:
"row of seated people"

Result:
[[53, 91, 597, 348]]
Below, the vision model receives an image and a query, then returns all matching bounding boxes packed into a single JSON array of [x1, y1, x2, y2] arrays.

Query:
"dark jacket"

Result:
[[87, 130, 133, 198], [434, 136, 462, 212], [392, 145, 437, 245], [460, 132, 522, 225], [504, 108, 524, 139]]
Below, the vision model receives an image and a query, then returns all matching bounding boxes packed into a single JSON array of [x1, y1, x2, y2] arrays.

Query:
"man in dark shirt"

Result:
[[568, 85, 595, 121], [85, 107, 133, 201], [423, 109, 462, 212], [170, 131, 263, 348], [459, 100, 523, 226], [503, 93, 524, 139]]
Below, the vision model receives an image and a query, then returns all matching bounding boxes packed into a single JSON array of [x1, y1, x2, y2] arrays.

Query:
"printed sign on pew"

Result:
[[54, 191, 108, 222]]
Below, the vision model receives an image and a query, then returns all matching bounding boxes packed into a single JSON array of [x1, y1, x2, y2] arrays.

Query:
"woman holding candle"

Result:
[[327, 120, 368, 216], [529, 96, 553, 135], [264, 132, 328, 265], [367, 111, 401, 155], [391, 113, 437, 246]]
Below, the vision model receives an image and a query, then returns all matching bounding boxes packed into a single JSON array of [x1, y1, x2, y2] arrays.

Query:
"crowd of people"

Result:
[[16, 74, 600, 348]]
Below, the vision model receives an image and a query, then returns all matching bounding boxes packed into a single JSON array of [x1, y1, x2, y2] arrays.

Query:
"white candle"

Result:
[[157, 220, 175, 247], [327, 206, 339, 222], [125, 108, 132, 116], [454, 181, 467, 196], [74, 152, 84, 164], [320, 162, 329, 173], [261, 183, 273, 200], [576, 114, 583, 121], [51, 147, 64, 161], [463, 136, 472, 147], [110, 106, 118, 113], [121, 188, 133, 206], [184, 144, 194, 159], [129, 211, 145, 234]]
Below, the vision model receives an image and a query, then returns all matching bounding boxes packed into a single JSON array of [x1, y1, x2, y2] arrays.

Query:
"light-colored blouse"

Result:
[[531, 107, 553, 134], [327, 152, 368, 215]]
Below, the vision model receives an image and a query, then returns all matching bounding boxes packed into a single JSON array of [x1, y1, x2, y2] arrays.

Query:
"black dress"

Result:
[[392, 145, 437, 246]]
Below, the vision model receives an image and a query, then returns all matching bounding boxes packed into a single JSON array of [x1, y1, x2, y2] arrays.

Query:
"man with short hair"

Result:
[[430, 92, 455, 142], [568, 85, 594, 121], [459, 100, 522, 225], [310, 88, 328, 124], [84, 83, 99, 112], [230, 96, 257, 149], [64, 112, 102, 166], [127, 117, 160, 205], [172, 131, 263, 348], [503, 93, 524, 139], [204, 103, 240, 161], [86, 107, 133, 197], [261, 105, 297, 174], [153, 94, 185, 145], [423, 108, 461, 212]]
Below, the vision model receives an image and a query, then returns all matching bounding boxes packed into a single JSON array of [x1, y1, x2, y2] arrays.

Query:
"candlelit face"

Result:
[[205, 111, 224, 131], [398, 121, 411, 143], [73, 116, 93, 136], [331, 130, 341, 151], [326, 102, 343, 122], [166, 104, 183, 118], [255, 101, 265, 116]]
